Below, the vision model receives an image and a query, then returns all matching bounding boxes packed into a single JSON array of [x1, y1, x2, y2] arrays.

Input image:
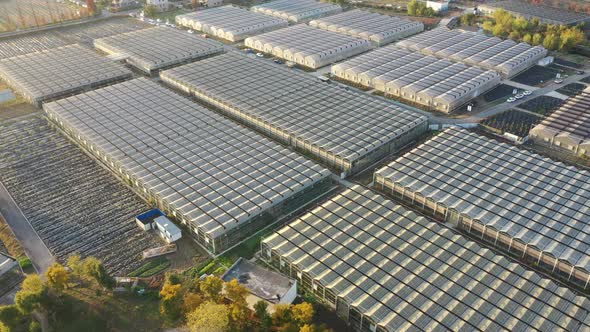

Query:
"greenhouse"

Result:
[[308, 9, 423, 46], [479, 1, 590, 26], [0, 44, 131, 107], [261, 185, 590, 332], [175, 5, 288, 42], [94, 27, 224, 74], [396, 28, 547, 77], [251, 0, 342, 23], [161, 52, 428, 176], [44, 78, 330, 255], [331, 45, 500, 112], [530, 87, 590, 158], [0, 33, 69, 59], [244, 24, 371, 69], [374, 127, 590, 290]]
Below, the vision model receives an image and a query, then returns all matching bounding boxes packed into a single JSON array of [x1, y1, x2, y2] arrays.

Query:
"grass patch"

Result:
[[128, 257, 170, 277], [556, 83, 586, 96], [481, 109, 542, 138], [482, 84, 518, 102]]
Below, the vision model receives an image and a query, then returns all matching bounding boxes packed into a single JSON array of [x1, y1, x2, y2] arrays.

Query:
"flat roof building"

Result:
[[94, 26, 224, 74], [245, 24, 371, 69], [222, 258, 297, 310], [331, 45, 500, 112], [396, 27, 547, 77], [161, 52, 428, 176], [0, 44, 131, 107], [262, 185, 590, 332], [374, 127, 590, 290], [530, 86, 590, 158], [251, 0, 342, 23], [479, 1, 590, 26], [308, 9, 423, 46], [44, 78, 330, 254], [175, 5, 288, 42]]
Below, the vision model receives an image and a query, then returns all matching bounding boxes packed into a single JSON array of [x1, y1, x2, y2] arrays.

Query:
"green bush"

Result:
[[29, 320, 41, 332], [198, 261, 216, 275], [129, 258, 169, 277], [18, 257, 32, 270], [212, 267, 226, 275]]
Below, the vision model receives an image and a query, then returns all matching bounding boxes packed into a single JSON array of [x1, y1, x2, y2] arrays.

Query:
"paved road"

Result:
[[0, 181, 54, 273]]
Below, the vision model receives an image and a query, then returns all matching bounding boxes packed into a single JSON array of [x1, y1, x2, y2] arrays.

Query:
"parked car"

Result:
[[256, 52, 264, 58], [506, 97, 516, 103], [515, 93, 524, 99], [554, 79, 564, 84], [577, 70, 585, 75], [273, 58, 284, 64], [523, 90, 532, 96], [244, 48, 254, 54]]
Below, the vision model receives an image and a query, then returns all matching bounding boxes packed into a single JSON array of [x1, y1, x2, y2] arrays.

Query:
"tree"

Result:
[[200, 276, 223, 303], [559, 27, 585, 52], [461, 13, 475, 26], [82, 257, 115, 289], [508, 31, 521, 40], [186, 302, 229, 332], [292, 303, 314, 326], [512, 16, 529, 32], [28, 321, 41, 332], [15, 275, 47, 315], [0, 305, 24, 331], [182, 293, 203, 314], [543, 33, 559, 50], [160, 283, 183, 320], [523, 33, 532, 43], [482, 20, 494, 33], [67, 254, 83, 279], [143, 5, 157, 18], [229, 301, 250, 331], [254, 300, 272, 331], [224, 279, 248, 305], [272, 304, 292, 326], [532, 33, 543, 45], [45, 263, 70, 292], [406, 0, 418, 16]]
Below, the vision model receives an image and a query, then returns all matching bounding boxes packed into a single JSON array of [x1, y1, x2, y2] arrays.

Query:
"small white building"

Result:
[[426, 0, 449, 12], [136, 209, 182, 243], [147, 0, 169, 12], [199, 0, 222, 7]]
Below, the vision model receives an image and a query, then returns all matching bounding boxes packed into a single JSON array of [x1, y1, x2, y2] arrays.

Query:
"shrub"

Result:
[[18, 257, 32, 270]]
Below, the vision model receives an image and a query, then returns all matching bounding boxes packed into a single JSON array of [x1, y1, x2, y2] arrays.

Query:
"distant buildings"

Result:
[[426, 0, 449, 13], [146, 0, 169, 12]]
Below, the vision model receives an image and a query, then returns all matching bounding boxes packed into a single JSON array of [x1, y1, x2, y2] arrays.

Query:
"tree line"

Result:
[[461, 9, 586, 52]]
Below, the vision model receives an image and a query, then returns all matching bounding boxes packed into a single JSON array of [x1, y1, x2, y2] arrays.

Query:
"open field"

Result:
[[556, 82, 587, 96], [512, 65, 567, 87], [481, 109, 542, 137], [518, 95, 564, 116], [0, 116, 162, 274]]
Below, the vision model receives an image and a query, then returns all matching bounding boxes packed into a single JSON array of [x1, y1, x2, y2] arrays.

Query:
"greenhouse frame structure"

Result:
[[530, 87, 590, 158], [251, 0, 342, 23], [331, 45, 501, 113], [94, 27, 224, 74], [262, 185, 590, 332], [244, 25, 371, 69], [374, 127, 590, 290], [161, 53, 428, 177], [0, 44, 131, 107], [44, 78, 330, 255], [308, 9, 424, 46], [396, 28, 547, 77], [175, 5, 288, 42]]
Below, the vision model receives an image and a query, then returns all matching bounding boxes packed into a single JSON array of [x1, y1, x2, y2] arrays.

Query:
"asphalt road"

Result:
[[0, 181, 54, 273]]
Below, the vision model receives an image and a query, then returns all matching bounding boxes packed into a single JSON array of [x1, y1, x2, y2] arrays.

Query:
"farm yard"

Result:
[[556, 82, 587, 96], [481, 109, 542, 138], [0, 116, 162, 275], [482, 84, 518, 102], [0, 0, 91, 32], [511, 65, 570, 87], [518, 95, 564, 116]]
